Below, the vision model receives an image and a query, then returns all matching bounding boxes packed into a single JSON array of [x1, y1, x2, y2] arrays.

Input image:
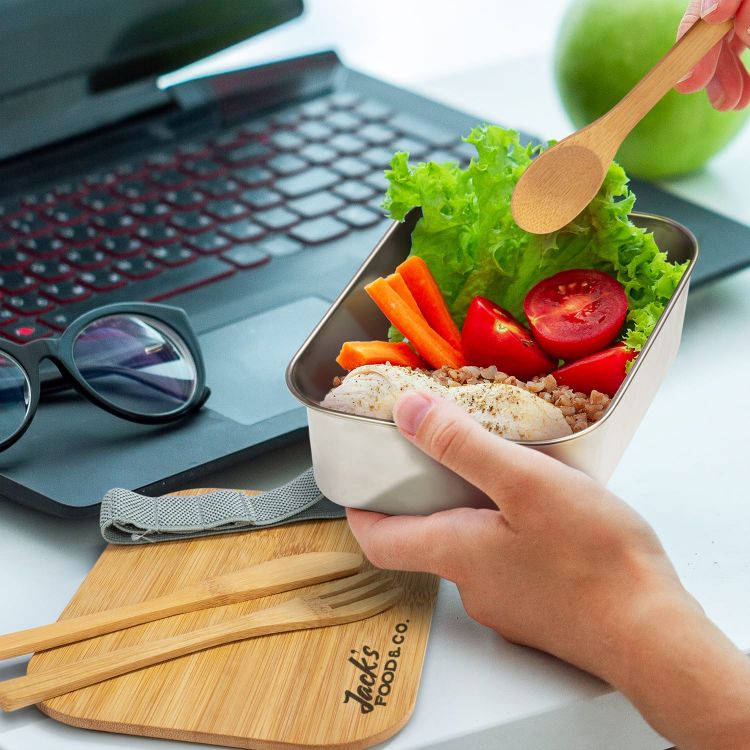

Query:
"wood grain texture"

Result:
[[0, 552, 363, 660], [511, 18, 732, 235], [29, 488, 439, 750]]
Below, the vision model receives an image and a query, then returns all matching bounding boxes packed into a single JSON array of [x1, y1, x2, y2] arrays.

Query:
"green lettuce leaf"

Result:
[[383, 124, 688, 351]]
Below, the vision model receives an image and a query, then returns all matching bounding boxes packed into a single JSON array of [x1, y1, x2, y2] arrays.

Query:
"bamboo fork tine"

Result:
[[0, 551, 363, 660], [0, 576, 402, 712]]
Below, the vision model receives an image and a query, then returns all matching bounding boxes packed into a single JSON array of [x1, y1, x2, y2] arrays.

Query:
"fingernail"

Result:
[[700, 1, 720, 17], [393, 391, 434, 437]]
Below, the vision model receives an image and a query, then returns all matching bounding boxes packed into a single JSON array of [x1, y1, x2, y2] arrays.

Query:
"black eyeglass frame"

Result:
[[0, 302, 210, 452]]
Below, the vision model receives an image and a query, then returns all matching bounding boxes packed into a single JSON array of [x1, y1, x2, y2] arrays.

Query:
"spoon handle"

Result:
[[605, 18, 733, 139]]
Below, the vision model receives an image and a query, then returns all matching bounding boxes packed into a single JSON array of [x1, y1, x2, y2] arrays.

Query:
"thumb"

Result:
[[346, 506, 493, 579], [392, 390, 541, 514]]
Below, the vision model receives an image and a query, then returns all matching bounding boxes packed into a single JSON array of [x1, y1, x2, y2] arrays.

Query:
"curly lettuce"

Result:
[[384, 124, 687, 351]]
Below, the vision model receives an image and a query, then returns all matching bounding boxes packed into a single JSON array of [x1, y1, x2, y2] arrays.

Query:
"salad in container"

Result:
[[287, 126, 697, 515]]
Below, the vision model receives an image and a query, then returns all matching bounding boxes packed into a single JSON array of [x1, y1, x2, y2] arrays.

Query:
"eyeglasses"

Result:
[[0, 302, 210, 452]]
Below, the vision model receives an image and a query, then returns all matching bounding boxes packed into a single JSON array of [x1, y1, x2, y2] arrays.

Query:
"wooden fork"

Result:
[[0, 571, 400, 711], [0, 551, 363, 660]]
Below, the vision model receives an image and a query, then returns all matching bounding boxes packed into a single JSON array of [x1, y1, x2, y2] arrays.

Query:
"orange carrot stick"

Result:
[[365, 278, 465, 369], [386, 273, 423, 318], [396, 256, 463, 351], [336, 341, 427, 371]]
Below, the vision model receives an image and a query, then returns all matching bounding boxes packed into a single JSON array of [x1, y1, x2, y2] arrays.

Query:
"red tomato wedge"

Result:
[[461, 296, 556, 380], [552, 344, 637, 397], [524, 269, 628, 360]]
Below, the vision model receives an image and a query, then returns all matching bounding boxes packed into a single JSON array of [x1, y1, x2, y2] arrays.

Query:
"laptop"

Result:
[[1, 0, 748, 516]]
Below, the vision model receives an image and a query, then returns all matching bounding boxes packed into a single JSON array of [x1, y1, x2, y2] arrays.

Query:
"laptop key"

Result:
[[296, 121, 334, 141], [220, 219, 265, 242], [257, 235, 303, 258], [20, 236, 65, 258], [129, 200, 171, 221], [80, 191, 121, 212], [149, 168, 188, 188], [362, 147, 394, 168], [45, 202, 85, 224], [221, 244, 270, 269], [57, 224, 98, 245], [137, 222, 179, 244], [239, 187, 283, 210], [233, 167, 271, 188], [149, 244, 197, 267], [0, 270, 36, 292], [65, 246, 108, 269], [424, 149, 459, 164], [267, 154, 308, 176], [364, 171, 390, 193], [7, 212, 50, 236], [5, 292, 55, 315], [204, 199, 248, 221], [333, 180, 375, 202], [113, 179, 154, 200], [186, 231, 231, 254], [78, 269, 127, 291], [200, 175, 242, 196], [270, 131, 305, 151], [392, 136, 430, 160], [359, 124, 398, 146], [325, 111, 361, 131], [28, 259, 74, 282], [329, 92, 361, 108], [41, 280, 92, 304], [113, 257, 161, 279], [332, 157, 371, 179], [1, 318, 54, 342], [300, 100, 330, 119], [355, 99, 392, 121], [336, 205, 383, 229], [298, 143, 337, 165], [288, 190, 345, 219], [41, 257, 235, 312], [181, 158, 223, 178], [289, 216, 349, 245], [253, 207, 299, 231], [92, 212, 137, 232], [275, 167, 339, 198], [388, 113, 458, 148], [224, 142, 272, 164], [328, 133, 367, 155], [164, 188, 205, 208], [99, 235, 144, 257], [170, 211, 213, 233], [0, 249, 29, 269]]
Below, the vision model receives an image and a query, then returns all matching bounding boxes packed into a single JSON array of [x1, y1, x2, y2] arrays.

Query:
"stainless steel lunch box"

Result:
[[286, 211, 698, 515]]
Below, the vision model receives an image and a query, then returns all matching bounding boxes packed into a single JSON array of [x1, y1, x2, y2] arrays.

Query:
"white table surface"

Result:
[[3, 2, 750, 748]]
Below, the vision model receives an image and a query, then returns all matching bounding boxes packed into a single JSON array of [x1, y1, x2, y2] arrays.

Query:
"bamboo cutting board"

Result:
[[28, 488, 439, 749]]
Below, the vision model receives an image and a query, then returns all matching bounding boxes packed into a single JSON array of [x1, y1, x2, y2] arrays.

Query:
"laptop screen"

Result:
[[0, 0, 303, 99]]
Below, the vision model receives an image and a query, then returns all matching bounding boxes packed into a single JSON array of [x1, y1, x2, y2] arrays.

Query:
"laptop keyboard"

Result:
[[0, 92, 473, 343]]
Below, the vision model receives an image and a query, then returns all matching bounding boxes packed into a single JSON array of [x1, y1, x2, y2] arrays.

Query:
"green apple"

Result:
[[555, 0, 750, 179]]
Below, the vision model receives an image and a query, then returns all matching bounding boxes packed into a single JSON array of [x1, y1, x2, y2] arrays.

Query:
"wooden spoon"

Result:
[[511, 18, 733, 235]]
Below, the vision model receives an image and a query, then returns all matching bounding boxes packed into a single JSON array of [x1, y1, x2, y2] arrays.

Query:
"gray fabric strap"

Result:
[[100, 468, 345, 545]]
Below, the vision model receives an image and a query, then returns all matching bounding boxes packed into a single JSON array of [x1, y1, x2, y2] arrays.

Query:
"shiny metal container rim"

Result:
[[286, 211, 699, 447]]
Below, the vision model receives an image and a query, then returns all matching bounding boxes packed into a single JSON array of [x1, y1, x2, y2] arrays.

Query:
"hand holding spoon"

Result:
[[511, 18, 733, 235]]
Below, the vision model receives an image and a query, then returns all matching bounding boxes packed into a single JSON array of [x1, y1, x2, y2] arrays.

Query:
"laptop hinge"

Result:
[[169, 50, 344, 124], [0, 76, 174, 163]]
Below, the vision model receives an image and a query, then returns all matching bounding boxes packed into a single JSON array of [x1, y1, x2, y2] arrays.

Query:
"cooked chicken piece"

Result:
[[322, 364, 572, 440]]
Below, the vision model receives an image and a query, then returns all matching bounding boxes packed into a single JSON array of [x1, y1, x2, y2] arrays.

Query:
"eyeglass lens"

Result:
[[71, 314, 199, 416], [0, 353, 31, 442]]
